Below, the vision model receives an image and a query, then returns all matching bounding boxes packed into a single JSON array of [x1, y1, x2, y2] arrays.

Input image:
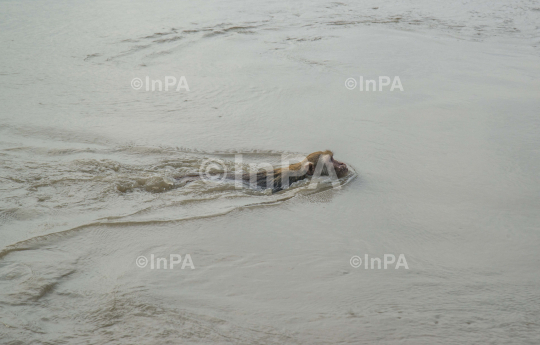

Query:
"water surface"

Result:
[[1, 0, 540, 343]]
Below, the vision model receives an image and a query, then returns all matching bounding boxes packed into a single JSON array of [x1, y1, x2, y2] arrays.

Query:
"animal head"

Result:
[[302, 150, 348, 178]]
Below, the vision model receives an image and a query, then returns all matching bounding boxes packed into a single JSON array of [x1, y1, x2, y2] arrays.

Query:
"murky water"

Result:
[[2, 0, 540, 343]]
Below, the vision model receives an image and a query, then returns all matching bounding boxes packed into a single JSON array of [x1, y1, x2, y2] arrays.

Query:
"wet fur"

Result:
[[178, 150, 348, 193]]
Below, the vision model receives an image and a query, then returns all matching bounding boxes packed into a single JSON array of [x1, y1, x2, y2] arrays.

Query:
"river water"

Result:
[[1, 0, 540, 343]]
